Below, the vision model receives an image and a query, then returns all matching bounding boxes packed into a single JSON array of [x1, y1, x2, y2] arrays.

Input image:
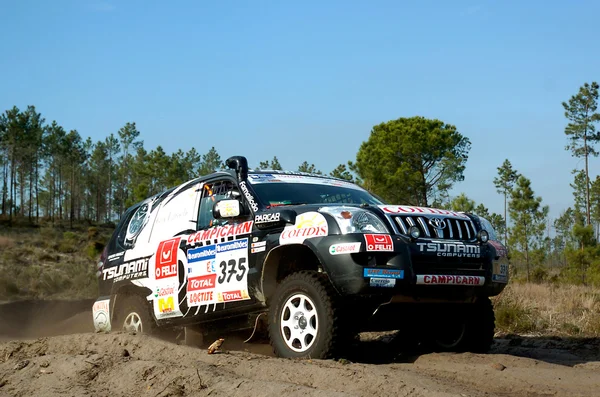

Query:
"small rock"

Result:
[[39, 369, 53, 374], [122, 349, 130, 357], [0, 380, 6, 388], [39, 361, 50, 368], [14, 360, 30, 370], [491, 363, 506, 371]]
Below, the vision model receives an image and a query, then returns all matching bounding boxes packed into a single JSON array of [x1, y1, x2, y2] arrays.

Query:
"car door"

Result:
[[184, 178, 259, 316]]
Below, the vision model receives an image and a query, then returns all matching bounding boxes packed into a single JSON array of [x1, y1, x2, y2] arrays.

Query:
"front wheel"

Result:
[[116, 294, 156, 334], [428, 297, 495, 353], [268, 271, 341, 359]]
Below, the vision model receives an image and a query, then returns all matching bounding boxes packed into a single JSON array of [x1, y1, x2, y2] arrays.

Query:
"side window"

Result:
[[197, 180, 242, 230]]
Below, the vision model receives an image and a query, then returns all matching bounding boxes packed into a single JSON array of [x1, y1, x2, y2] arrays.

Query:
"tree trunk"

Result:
[[9, 150, 14, 221], [504, 191, 508, 247], [584, 126, 591, 225], [70, 165, 75, 229], [29, 165, 33, 222], [35, 157, 39, 221], [525, 223, 530, 282], [2, 155, 7, 215]]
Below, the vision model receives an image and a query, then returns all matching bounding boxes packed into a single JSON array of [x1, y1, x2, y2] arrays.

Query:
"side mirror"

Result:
[[213, 199, 241, 219]]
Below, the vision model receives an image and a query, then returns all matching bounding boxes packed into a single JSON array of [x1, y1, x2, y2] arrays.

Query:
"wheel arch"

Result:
[[110, 284, 153, 325], [261, 244, 334, 304]]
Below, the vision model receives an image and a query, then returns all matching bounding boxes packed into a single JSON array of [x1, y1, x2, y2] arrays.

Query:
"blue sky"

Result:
[[2, 0, 599, 223]]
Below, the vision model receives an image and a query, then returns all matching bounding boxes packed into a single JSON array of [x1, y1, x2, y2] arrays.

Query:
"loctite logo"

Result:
[[364, 234, 393, 252], [187, 274, 217, 292]]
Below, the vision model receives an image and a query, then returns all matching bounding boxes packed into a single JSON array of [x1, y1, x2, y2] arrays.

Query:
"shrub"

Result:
[[494, 297, 538, 334]]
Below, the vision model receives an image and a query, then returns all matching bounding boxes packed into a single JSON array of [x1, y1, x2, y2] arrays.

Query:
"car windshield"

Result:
[[248, 173, 384, 206]]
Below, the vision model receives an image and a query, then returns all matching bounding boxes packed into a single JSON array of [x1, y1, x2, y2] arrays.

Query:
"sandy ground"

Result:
[[0, 300, 599, 397]]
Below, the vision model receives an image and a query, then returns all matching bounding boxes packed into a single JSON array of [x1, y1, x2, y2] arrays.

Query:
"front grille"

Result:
[[393, 215, 476, 241]]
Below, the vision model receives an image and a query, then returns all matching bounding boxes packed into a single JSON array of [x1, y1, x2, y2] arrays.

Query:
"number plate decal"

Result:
[[492, 261, 508, 283], [186, 238, 251, 306]]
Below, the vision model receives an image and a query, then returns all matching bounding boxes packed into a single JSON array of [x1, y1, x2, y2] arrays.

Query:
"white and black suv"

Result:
[[92, 156, 508, 358]]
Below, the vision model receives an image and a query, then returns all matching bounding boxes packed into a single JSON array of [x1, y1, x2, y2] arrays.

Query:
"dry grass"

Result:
[[0, 224, 112, 300], [493, 282, 600, 336], [0, 235, 15, 249]]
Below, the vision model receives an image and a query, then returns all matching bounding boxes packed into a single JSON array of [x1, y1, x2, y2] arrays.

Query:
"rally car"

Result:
[[92, 156, 508, 358]]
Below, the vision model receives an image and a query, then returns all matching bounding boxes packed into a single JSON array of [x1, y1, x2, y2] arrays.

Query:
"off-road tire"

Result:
[[268, 271, 341, 359], [115, 294, 156, 335], [428, 297, 495, 353]]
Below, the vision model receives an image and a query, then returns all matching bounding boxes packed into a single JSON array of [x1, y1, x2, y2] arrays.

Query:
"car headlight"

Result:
[[319, 207, 389, 234]]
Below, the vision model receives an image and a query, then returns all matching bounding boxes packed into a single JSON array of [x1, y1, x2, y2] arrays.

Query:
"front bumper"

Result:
[[307, 234, 507, 299]]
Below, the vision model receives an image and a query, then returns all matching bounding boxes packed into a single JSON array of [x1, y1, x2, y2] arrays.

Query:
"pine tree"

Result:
[[493, 159, 519, 246], [562, 81, 600, 225], [509, 176, 549, 282]]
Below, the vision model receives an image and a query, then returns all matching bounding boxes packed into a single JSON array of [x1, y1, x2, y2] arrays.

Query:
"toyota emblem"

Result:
[[428, 217, 446, 230]]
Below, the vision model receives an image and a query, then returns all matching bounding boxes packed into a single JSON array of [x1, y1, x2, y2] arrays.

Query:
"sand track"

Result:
[[0, 300, 599, 397]]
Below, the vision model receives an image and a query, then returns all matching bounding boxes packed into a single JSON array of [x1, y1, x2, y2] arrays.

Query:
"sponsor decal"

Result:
[[189, 290, 214, 305], [329, 242, 361, 255], [416, 242, 481, 258], [251, 241, 266, 253], [492, 262, 509, 283], [154, 285, 177, 298], [154, 206, 190, 226], [240, 181, 259, 212], [92, 299, 111, 332], [107, 252, 125, 262], [364, 234, 393, 252], [158, 296, 175, 314], [217, 239, 248, 253], [218, 290, 250, 302], [187, 221, 253, 244], [186, 238, 251, 307], [279, 212, 328, 245], [363, 268, 404, 279], [155, 237, 181, 279], [380, 205, 470, 219], [416, 275, 485, 286], [102, 257, 150, 281], [255, 212, 281, 224], [187, 245, 216, 263], [247, 173, 363, 190], [369, 278, 396, 288], [188, 274, 217, 291]]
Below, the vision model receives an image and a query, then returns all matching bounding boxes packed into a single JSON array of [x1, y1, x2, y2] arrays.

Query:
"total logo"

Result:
[[279, 212, 328, 245], [364, 234, 393, 252], [217, 290, 250, 302]]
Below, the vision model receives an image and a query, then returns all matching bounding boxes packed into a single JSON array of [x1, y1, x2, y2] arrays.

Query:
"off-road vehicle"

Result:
[[92, 156, 508, 358]]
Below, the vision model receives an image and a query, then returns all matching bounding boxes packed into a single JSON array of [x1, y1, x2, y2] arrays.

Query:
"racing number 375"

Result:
[[218, 257, 247, 283]]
